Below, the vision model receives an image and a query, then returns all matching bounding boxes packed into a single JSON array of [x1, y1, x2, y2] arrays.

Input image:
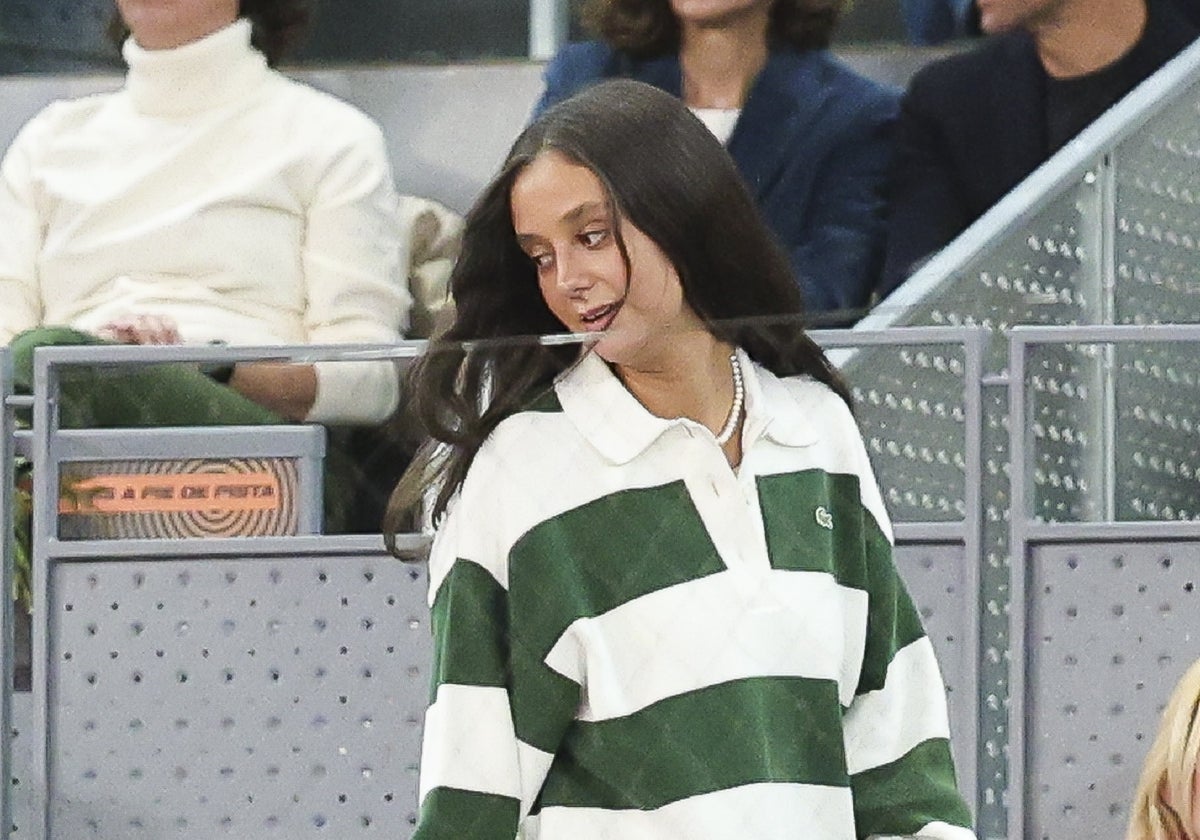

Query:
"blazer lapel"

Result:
[[727, 50, 832, 202]]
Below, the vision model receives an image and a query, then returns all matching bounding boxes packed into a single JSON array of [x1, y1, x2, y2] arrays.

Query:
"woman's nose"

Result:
[[555, 252, 590, 293]]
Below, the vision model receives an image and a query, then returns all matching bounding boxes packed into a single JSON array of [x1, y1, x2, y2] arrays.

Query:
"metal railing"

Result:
[[1007, 324, 1200, 840]]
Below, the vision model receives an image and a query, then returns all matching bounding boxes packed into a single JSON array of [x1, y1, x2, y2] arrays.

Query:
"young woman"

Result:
[[388, 79, 973, 840], [534, 0, 898, 322], [1128, 658, 1200, 840]]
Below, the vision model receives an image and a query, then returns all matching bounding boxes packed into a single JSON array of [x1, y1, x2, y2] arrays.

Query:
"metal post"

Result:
[[1097, 151, 1118, 522], [1077, 158, 1118, 521], [528, 0, 569, 60], [0, 351, 14, 840]]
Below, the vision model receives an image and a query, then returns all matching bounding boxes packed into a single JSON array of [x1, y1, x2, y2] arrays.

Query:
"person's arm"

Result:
[[225, 362, 317, 422], [0, 112, 49, 345], [840, 431, 976, 839], [879, 76, 975, 299], [413, 455, 582, 839], [300, 116, 409, 425], [786, 90, 899, 320]]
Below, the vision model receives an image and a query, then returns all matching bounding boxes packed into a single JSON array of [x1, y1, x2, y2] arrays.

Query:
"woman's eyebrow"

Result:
[[562, 200, 607, 225], [515, 200, 609, 246]]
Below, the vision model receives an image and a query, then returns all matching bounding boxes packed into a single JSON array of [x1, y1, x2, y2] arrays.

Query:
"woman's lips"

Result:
[[579, 300, 622, 333]]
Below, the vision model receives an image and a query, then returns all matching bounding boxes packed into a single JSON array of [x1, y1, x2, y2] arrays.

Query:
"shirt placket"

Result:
[[676, 422, 771, 575]]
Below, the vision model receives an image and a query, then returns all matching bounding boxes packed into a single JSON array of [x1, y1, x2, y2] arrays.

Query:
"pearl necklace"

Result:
[[714, 352, 744, 445]]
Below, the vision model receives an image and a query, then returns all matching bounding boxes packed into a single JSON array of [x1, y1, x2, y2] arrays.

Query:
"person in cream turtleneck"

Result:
[[0, 0, 409, 433]]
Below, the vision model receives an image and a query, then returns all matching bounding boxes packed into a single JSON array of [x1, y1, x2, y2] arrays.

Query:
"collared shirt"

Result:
[[414, 350, 975, 840]]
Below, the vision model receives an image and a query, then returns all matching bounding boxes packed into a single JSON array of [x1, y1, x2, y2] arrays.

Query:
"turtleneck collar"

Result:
[[123, 19, 269, 117]]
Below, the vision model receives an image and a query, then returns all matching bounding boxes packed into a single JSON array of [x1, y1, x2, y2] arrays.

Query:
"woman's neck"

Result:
[[615, 333, 738, 441], [678, 15, 770, 109], [123, 19, 267, 117]]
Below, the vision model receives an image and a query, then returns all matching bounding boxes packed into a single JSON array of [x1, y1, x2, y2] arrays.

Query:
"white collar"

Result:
[[123, 19, 269, 117], [555, 348, 818, 465]]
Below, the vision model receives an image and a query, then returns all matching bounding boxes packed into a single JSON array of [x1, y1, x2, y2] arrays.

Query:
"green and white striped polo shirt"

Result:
[[413, 349, 975, 840]]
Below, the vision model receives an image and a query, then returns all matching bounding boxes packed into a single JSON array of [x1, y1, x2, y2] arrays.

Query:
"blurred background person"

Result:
[[0, 0, 410, 528], [535, 0, 899, 324], [1127, 657, 1200, 840], [881, 0, 1198, 293]]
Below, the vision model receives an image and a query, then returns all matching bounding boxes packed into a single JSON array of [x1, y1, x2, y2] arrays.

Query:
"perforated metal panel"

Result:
[[894, 544, 977, 797], [39, 554, 429, 839], [900, 180, 1095, 372], [10, 695, 36, 837], [841, 342, 972, 524], [1021, 541, 1200, 840], [1114, 85, 1200, 326]]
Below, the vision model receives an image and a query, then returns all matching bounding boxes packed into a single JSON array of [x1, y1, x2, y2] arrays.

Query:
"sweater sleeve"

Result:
[[841, 434, 976, 840], [301, 117, 409, 424], [0, 112, 48, 345], [414, 456, 582, 839]]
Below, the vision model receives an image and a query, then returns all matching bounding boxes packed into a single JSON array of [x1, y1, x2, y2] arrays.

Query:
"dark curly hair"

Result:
[[580, 0, 843, 57], [109, 0, 313, 67]]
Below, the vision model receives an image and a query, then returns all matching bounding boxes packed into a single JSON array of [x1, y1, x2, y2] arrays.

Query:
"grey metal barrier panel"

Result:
[[814, 326, 986, 815], [851, 39, 1200, 839], [21, 343, 430, 840], [1007, 325, 1200, 840], [1, 348, 15, 838]]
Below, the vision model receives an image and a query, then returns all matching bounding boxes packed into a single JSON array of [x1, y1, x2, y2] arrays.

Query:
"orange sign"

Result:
[[59, 473, 282, 515]]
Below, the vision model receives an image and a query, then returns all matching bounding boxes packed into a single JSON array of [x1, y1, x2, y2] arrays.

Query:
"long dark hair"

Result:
[[581, 0, 843, 57], [109, 0, 312, 66], [384, 79, 848, 544]]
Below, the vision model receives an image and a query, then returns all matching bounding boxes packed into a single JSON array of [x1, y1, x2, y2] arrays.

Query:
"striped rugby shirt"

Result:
[[414, 349, 975, 840]]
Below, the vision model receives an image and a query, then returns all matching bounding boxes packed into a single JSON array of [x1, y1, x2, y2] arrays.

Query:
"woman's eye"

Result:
[[579, 229, 608, 248], [529, 252, 553, 269]]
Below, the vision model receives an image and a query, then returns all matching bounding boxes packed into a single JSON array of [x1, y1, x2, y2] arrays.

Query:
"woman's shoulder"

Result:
[[266, 73, 388, 143], [754, 366, 864, 455], [778, 372, 858, 429], [768, 47, 900, 118], [541, 40, 622, 102], [482, 390, 573, 457], [6, 91, 119, 153], [546, 40, 619, 76]]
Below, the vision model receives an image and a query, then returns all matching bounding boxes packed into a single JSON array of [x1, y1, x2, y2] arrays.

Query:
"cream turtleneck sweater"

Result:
[[0, 20, 409, 424]]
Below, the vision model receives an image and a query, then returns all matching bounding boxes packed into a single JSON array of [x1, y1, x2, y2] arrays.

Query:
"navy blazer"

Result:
[[536, 42, 900, 321], [881, 0, 1198, 294]]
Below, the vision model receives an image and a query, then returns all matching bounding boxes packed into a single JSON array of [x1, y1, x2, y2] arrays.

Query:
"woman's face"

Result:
[[116, 0, 240, 51], [1163, 754, 1200, 838], [510, 150, 705, 369], [669, 0, 774, 28]]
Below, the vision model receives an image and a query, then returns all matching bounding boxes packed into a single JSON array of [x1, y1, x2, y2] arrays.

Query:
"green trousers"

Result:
[[11, 327, 350, 531]]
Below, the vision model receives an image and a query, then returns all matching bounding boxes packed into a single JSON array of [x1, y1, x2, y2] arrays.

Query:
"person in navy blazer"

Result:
[[535, 0, 899, 324]]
